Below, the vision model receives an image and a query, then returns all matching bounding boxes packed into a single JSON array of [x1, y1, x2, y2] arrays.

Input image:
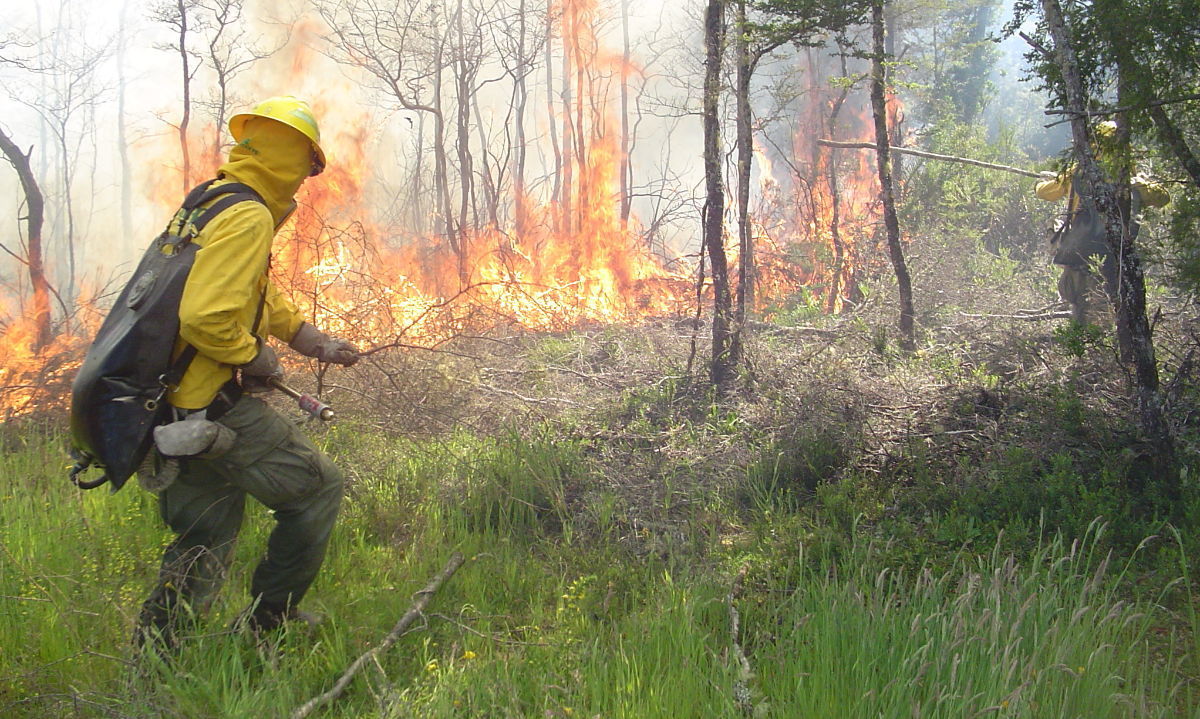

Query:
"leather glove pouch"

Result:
[[154, 415, 238, 459]]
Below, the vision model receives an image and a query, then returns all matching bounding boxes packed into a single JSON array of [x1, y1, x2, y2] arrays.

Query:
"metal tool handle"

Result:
[[268, 377, 336, 421]]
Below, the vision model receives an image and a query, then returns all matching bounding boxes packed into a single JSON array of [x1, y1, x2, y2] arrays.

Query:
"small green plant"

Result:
[[1052, 319, 1107, 357]]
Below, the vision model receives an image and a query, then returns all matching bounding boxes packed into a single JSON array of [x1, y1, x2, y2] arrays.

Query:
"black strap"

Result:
[[188, 192, 261, 238], [164, 345, 198, 388], [166, 179, 268, 389]]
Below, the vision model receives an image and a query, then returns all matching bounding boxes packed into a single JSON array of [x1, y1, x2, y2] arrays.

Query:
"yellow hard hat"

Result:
[[1094, 120, 1118, 139], [229, 96, 326, 175]]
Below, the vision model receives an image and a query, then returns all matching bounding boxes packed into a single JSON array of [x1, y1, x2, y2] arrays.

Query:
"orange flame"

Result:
[[0, 11, 896, 418]]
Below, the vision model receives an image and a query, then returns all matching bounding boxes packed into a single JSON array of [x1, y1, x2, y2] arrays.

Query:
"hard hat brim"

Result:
[[228, 112, 327, 169]]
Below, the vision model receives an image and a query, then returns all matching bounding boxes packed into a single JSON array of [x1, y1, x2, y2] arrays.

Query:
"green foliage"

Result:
[[747, 0, 873, 50], [905, 0, 1003, 126], [1052, 319, 1107, 358], [738, 429, 849, 514], [900, 122, 1053, 261], [1166, 186, 1200, 296], [762, 286, 823, 327]]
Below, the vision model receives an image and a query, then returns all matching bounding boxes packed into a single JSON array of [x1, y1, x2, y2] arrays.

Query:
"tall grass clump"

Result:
[[746, 520, 1189, 717]]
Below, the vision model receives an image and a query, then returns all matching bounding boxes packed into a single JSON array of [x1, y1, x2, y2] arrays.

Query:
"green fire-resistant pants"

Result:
[[138, 395, 343, 638]]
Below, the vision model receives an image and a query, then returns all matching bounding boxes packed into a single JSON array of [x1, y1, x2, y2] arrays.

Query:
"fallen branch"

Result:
[[817, 139, 1048, 179], [748, 321, 840, 339], [292, 552, 466, 719], [959, 310, 1074, 321]]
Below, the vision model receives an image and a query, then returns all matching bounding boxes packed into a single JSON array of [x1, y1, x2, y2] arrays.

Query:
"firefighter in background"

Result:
[[136, 96, 360, 649], [1036, 120, 1171, 324]]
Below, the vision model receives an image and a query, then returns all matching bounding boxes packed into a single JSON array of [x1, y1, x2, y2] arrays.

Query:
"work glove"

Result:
[[240, 339, 283, 393], [289, 322, 360, 366]]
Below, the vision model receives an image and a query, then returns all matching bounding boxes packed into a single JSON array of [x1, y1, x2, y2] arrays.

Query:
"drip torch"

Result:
[[268, 377, 336, 421]]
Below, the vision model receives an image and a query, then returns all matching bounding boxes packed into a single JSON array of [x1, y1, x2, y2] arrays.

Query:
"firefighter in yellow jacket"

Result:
[[1035, 121, 1171, 323], [136, 97, 359, 649]]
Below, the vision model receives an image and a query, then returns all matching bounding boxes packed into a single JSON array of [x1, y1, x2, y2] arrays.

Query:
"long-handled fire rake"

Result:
[[268, 377, 336, 421]]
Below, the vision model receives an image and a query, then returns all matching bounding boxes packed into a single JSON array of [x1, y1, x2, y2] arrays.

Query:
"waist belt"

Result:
[[205, 380, 244, 421]]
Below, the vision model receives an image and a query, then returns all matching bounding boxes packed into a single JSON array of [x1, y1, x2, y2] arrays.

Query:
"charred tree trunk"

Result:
[[870, 0, 914, 349], [732, 0, 753, 358], [0, 129, 53, 350], [703, 0, 735, 389], [1041, 0, 1175, 494]]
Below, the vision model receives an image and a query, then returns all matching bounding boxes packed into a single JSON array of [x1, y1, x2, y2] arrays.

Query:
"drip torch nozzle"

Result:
[[267, 377, 336, 421]]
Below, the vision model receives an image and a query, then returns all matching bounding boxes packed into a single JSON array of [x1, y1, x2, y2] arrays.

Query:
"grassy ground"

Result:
[[3, 240, 1200, 717], [2, 391, 1198, 717]]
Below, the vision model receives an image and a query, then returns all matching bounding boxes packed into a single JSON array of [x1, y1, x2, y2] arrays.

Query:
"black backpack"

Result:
[[68, 179, 264, 490], [1051, 186, 1110, 266]]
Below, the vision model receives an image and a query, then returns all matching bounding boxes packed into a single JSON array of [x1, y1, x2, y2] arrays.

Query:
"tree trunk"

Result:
[[1148, 105, 1200, 190], [176, 0, 192, 192], [471, 93, 499, 227], [0, 129, 53, 350], [825, 46, 851, 314], [544, 8, 561, 232], [432, 43, 458, 286], [513, 0, 529, 236], [619, 0, 632, 230], [733, 0, 753, 356], [117, 0, 134, 243], [870, 0, 914, 349], [454, 0, 476, 263], [1040, 0, 1175, 494], [412, 112, 426, 235], [561, 8, 575, 236], [703, 0, 734, 389], [573, 2, 588, 236]]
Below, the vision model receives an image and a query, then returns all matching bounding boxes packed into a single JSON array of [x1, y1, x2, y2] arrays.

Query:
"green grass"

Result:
[[1, 419, 1196, 718]]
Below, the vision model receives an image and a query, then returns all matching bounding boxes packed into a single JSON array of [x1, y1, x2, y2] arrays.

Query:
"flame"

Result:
[[0, 10, 897, 418], [259, 3, 693, 353], [748, 50, 900, 316]]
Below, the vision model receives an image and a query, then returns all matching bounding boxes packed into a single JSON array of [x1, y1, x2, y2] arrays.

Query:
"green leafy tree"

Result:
[[1013, 0, 1182, 498]]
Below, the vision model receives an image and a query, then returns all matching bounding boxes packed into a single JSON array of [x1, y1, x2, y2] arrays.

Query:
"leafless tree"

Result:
[[10, 32, 110, 305], [317, 0, 458, 284], [0, 127, 53, 350], [196, 0, 289, 166], [152, 0, 203, 193]]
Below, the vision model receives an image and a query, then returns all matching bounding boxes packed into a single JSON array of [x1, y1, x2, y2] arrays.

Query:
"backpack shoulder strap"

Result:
[[163, 181, 268, 388], [178, 181, 266, 241]]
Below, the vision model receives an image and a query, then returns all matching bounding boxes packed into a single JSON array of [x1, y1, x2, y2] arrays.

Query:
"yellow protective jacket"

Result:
[[167, 119, 313, 409], [1035, 169, 1171, 209]]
